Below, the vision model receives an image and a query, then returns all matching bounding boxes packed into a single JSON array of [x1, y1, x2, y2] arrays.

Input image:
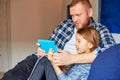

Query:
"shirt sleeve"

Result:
[[93, 23, 116, 55], [57, 65, 89, 80]]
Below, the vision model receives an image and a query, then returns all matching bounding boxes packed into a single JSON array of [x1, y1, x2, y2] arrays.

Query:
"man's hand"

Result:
[[36, 43, 47, 56], [52, 48, 96, 66], [53, 49, 73, 66]]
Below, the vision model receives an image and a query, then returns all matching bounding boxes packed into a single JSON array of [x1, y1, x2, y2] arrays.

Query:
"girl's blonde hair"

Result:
[[77, 27, 100, 51], [62, 27, 100, 73]]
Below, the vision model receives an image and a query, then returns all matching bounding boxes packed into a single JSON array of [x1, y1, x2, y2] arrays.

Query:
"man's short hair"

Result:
[[70, 0, 92, 8]]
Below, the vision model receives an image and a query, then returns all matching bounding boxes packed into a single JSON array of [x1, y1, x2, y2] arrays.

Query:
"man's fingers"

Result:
[[52, 51, 71, 66], [36, 43, 40, 47], [39, 48, 45, 52], [37, 47, 46, 56], [52, 54, 63, 65], [37, 51, 46, 56], [52, 58, 61, 66], [58, 49, 65, 54]]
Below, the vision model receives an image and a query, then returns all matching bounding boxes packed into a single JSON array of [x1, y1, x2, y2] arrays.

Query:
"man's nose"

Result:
[[73, 16, 78, 23]]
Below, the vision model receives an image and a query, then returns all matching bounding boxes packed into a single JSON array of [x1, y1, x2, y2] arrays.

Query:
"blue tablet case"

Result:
[[38, 39, 57, 53]]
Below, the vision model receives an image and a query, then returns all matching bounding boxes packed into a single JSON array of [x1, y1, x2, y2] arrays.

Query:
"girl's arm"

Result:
[[48, 49, 63, 75]]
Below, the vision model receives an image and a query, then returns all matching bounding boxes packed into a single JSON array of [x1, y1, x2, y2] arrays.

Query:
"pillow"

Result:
[[87, 44, 120, 80], [112, 33, 120, 44]]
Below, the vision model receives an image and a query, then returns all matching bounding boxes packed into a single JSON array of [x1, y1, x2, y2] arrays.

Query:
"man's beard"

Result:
[[75, 18, 91, 30]]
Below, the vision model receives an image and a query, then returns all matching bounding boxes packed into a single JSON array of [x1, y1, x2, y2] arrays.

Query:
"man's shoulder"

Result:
[[60, 19, 74, 25], [92, 22, 108, 30], [93, 22, 104, 27], [58, 19, 75, 29], [91, 18, 105, 28], [62, 19, 73, 23]]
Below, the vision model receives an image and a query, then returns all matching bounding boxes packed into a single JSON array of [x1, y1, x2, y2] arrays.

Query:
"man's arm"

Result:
[[53, 49, 96, 66], [94, 23, 116, 53], [71, 52, 96, 64]]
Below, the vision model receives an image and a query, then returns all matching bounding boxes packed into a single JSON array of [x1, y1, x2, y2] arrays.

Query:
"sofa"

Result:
[[88, 43, 120, 80]]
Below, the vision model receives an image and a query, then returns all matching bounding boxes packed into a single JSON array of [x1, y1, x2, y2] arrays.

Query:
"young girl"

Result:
[[48, 27, 100, 80]]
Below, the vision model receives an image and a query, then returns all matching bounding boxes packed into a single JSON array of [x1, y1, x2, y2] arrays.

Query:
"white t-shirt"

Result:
[[63, 28, 77, 54]]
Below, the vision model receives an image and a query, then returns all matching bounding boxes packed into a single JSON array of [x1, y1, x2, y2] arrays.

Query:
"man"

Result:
[[37, 0, 116, 66], [2, 0, 116, 80]]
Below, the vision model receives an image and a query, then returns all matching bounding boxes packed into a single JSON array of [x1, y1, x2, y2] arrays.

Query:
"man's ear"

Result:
[[88, 8, 93, 17]]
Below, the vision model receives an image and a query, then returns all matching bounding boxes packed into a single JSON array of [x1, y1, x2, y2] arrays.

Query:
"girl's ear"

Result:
[[88, 42, 93, 50], [88, 8, 93, 17]]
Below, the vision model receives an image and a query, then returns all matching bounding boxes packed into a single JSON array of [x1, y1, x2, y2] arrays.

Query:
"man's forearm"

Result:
[[70, 52, 96, 64]]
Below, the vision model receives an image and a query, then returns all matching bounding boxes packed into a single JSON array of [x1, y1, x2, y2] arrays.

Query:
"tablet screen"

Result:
[[38, 39, 57, 53]]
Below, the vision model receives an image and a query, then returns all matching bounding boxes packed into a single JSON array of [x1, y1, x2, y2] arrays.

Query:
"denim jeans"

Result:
[[27, 56, 58, 80]]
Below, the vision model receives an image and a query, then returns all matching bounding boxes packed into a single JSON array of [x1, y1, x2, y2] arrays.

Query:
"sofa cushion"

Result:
[[87, 44, 120, 80]]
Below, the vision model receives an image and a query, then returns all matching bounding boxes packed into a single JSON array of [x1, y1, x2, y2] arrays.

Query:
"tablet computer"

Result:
[[37, 39, 57, 53]]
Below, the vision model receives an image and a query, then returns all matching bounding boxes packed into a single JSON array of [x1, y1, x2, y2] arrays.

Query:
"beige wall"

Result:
[[91, 0, 99, 22], [10, 0, 65, 67]]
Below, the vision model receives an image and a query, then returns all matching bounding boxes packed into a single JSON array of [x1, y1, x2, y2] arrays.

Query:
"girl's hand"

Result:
[[48, 48, 54, 62]]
